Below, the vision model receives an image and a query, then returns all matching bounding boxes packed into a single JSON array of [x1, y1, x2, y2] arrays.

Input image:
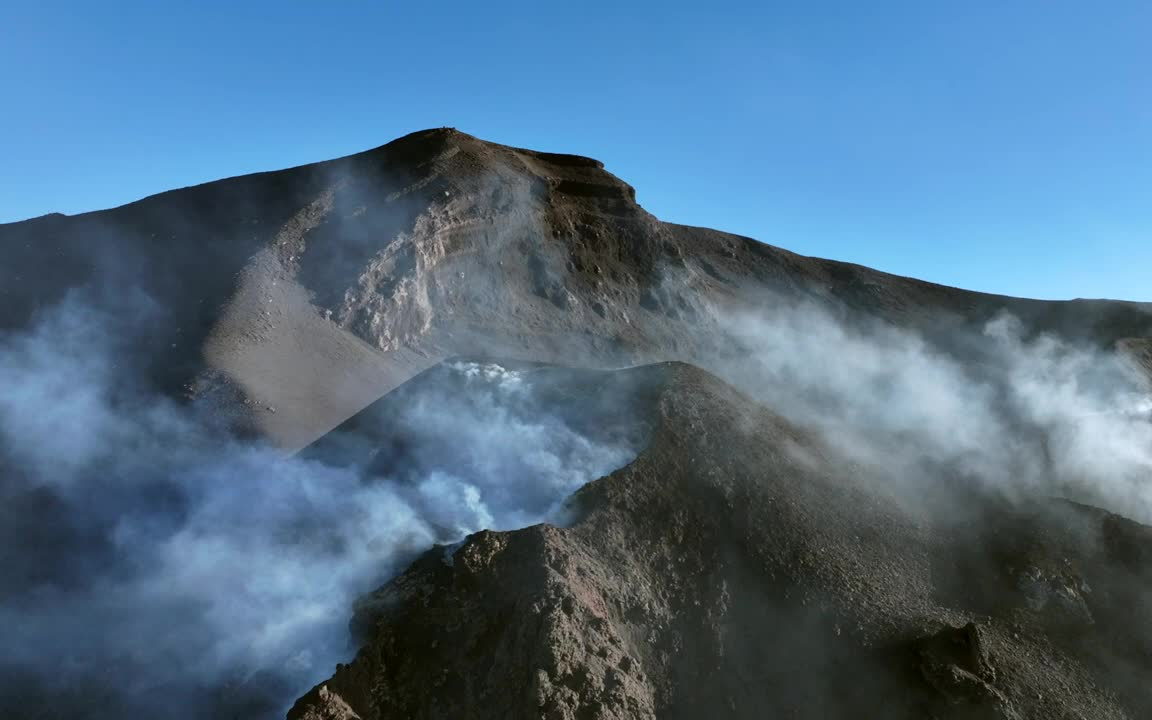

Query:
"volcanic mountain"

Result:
[[2, 128, 1148, 448], [1, 129, 1151, 719]]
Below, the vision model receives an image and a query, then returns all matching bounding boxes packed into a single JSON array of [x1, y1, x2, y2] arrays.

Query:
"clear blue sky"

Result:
[[2, 1, 1149, 300]]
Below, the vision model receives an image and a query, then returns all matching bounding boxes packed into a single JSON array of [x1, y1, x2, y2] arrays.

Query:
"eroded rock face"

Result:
[[292, 686, 361, 720], [917, 622, 1015, 718], [290, 363, 1152, 720]]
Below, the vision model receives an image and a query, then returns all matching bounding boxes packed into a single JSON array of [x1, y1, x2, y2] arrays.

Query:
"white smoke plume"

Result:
[[711, 291, 1152, 520], [0, 294, 641, 718]]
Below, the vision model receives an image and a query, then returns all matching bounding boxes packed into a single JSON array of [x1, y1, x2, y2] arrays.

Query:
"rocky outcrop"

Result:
[[290, 363, 1152, 719]]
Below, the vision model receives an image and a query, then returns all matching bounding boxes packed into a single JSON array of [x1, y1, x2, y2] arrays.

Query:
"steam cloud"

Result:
[[0, 293, 640, 718], [1, 255, 1150, 719], [712, 291, 1152, 520]]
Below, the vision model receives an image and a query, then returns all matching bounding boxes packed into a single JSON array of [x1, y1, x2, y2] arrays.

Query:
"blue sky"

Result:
[[2, 1, 1149, 301]]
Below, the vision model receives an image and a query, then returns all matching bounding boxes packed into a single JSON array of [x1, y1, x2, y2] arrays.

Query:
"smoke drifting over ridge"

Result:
[[3, 128, 1152, 718], [0, 293, 644, 719], [3, 265, 1151, 719], [710, 290, 1152, 520]]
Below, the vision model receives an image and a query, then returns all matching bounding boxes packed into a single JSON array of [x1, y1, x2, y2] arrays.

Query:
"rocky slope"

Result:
[[3, 128, 1148, 449], [2, 129, 1150, 719], [290, 362, 1152, 719]]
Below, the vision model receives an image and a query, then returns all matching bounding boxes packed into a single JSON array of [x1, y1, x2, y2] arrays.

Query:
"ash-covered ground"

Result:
[[294, 363, 1152, 720]]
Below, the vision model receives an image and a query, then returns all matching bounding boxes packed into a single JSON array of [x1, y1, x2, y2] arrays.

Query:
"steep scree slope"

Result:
[[291, 362, 1152, 720]]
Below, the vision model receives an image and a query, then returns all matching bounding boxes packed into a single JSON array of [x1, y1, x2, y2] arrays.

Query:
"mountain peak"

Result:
[[1, 130, 1147, 454]]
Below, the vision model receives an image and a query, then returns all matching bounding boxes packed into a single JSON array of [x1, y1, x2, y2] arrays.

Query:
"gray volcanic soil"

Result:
[[292, 363, 1152, 720]]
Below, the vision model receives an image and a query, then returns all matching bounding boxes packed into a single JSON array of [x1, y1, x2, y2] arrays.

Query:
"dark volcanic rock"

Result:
[[290, 363, 1149, 720]]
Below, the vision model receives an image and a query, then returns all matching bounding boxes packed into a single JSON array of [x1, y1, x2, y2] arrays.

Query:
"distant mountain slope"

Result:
[[290, 361, 1152, 719], [2, 128, 1147, 449]]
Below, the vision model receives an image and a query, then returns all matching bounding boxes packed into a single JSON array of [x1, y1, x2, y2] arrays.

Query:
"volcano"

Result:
[[3, 128, 1147, 449], [1, 129, 1151, 719]]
